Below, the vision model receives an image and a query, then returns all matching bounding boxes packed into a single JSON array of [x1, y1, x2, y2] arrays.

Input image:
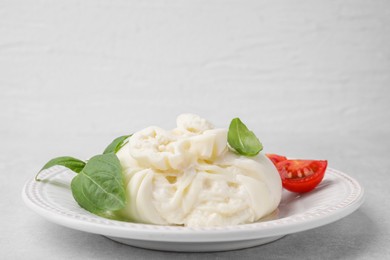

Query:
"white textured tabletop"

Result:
[[1, 1, 390, 259]]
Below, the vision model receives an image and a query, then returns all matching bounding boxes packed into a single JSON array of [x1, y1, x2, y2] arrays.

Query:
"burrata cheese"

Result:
[[115, 114, 282, 227]]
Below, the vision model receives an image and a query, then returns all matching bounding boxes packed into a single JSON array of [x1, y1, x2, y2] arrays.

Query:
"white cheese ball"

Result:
[[115, 114, 282, 227]]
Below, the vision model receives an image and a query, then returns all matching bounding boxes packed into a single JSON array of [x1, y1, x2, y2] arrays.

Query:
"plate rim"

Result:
[[22, 167, 365, 243]]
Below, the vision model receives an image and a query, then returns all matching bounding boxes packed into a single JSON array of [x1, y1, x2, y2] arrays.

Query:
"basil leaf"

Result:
[[71, 153, 126, 213], [103, 135, 131, 154], [228, 118, 263, 156], [35, 156, 86, 181]]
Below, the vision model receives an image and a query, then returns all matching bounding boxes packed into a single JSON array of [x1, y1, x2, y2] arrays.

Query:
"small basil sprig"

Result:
[[103, 135, 131, 154], [35, 135, 130, 215], [228, 118, 263, 156]]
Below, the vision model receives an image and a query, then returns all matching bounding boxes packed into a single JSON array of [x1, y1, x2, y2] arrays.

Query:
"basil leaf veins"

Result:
[[71, 153, 126, 214], [103, 135, 131, 154], [228, 118, 263, 156]]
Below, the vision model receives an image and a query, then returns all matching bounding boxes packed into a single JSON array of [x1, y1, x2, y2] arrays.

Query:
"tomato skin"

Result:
[[266, 154, 327, 193], [266, 154, 287, 165], [276, 160, 327, 193]]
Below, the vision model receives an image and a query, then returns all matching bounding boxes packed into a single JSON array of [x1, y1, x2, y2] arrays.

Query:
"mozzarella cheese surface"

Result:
[[115, 114, 282, 227]]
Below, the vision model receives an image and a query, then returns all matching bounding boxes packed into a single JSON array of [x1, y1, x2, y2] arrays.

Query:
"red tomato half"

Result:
[[266, 154, 287, 165], [276, 159, 327, 193], [266, 153, 327, 193]]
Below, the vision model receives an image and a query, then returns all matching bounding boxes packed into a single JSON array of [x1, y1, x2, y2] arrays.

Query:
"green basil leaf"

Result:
[[227, 118, 263, 156], [35, 156, 86, 181], [103, 135, 131, 154], [71, 153, 126, 213]]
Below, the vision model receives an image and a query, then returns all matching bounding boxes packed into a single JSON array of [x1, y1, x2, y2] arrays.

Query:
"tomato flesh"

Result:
[[266, 154, 327, 193]]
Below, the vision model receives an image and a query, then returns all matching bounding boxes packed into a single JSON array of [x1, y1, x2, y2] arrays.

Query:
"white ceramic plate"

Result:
[[22, 166, 364, 252]]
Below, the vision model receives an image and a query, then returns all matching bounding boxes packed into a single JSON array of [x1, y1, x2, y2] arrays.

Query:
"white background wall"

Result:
[[1, 0, 389, 163]]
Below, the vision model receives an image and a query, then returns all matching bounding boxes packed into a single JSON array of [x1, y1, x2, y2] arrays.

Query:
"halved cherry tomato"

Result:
[[266, 154, 327, 193], [276, 159, 327, 193], [266, 154, 287, 165]]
